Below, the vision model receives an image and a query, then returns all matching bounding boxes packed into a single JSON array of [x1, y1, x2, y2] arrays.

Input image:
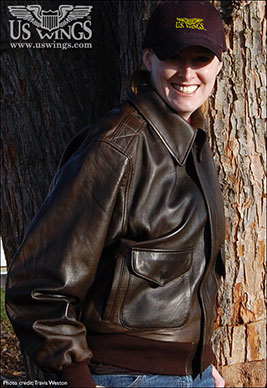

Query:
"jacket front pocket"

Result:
[[121, 248, 193, 329]]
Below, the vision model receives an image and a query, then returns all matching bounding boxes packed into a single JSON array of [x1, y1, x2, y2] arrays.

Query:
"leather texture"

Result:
[[6, 86, 225, 373]]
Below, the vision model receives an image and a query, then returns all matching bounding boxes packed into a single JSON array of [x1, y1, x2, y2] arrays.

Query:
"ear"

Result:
[[143, 48, 153, 72], [216, 58, 223, 75]]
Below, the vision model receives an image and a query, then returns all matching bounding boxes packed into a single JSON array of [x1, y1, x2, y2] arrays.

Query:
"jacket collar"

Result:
[[128, 86, 207, 166]]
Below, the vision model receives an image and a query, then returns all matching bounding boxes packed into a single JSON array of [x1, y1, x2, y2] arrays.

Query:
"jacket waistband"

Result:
[[87, 333, 213, 375]]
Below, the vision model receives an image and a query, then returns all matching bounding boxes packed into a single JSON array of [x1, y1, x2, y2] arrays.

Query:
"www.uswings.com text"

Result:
[[10, 42, 92, 50]]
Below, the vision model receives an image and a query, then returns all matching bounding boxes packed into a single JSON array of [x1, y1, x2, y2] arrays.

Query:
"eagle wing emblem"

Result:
[[8, 5, 92, 30], [8, 5, 42, 28], [184, 18, 203, 26], [58, 5, 93, 28]]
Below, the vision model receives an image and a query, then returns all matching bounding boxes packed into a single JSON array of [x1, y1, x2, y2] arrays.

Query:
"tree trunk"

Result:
[[1, 0, 123, 266], [1, 0, 265, 386], [209, 1, 266, 387]]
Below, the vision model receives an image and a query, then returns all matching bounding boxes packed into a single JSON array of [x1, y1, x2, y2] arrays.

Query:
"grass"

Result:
[[0, 287, 9, 322]]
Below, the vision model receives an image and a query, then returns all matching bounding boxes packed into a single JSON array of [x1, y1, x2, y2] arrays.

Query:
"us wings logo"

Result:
[[176, 18, 207, 31], [8, 5, 92, 32], [8, 4, 93, 42]]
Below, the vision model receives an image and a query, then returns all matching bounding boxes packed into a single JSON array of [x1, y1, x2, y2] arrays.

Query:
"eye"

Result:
[[194, 55, 213, 64], [168, 54, 183, 62]]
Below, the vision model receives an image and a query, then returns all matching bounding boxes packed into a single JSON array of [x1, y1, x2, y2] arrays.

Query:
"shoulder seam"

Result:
[[95, 139, 132, 162], [110, 108, 146, 154]]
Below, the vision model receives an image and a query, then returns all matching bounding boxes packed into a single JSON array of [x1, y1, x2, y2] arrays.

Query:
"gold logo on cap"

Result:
[[176, 18, 207, 31]]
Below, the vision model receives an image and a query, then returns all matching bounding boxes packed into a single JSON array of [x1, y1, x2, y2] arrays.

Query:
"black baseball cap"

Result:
[[143, 0, 226, 61]]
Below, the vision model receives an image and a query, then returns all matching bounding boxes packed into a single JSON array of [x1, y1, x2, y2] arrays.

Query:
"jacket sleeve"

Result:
[[5, 137, 130, 373]]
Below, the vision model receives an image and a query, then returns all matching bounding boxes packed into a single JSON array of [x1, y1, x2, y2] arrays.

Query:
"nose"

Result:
[[178, 61, 194, 81]]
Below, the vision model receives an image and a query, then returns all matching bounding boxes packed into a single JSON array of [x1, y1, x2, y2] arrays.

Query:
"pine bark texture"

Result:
[[1, 0, 266, 386]]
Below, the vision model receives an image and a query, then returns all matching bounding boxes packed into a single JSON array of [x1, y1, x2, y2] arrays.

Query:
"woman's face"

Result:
[[143, 46, 222, 120]]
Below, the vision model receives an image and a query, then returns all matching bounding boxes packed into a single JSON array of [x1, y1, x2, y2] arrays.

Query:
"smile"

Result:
[[172, 84, 199, 94]]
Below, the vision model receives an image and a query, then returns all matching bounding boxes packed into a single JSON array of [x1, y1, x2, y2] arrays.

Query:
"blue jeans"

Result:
[[92, 365, 214, 387]]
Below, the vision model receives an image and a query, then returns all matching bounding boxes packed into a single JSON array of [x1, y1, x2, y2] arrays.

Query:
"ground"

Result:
[[0, 288, 26, 381]]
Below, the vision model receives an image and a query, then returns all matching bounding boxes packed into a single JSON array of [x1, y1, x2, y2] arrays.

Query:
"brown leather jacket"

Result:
[[6, 86, 225, 374]]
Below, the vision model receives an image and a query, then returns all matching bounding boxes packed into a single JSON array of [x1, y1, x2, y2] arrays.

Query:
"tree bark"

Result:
[[1, 0, 123, 266], [1, 0, 266, 386], [210, 1, 266, 387]]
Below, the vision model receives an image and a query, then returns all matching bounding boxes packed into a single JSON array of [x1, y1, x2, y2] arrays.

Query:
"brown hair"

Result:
[[130, 69, 151, 95], [200, 99, 209, 116]]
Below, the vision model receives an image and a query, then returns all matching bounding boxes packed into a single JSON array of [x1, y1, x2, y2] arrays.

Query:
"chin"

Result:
[[174, 101, 201, 115], [172, 104, 195, 117]]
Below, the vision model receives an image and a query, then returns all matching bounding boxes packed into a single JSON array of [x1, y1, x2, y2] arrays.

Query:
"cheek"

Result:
[[153, 69, 177, 89], [161, 65, 178, 79], [200, 65, 220, 86], [199, 72, 217, 91]]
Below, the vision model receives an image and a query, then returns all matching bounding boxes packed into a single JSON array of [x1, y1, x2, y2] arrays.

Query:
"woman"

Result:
[[6, 1, 226, 387]]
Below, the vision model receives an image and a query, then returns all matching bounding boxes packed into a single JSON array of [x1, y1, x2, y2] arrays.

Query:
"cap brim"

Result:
[[154, 39, 222, 61]]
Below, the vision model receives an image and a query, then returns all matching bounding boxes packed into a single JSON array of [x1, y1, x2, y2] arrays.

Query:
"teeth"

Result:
[[173, 85, 198, 94]]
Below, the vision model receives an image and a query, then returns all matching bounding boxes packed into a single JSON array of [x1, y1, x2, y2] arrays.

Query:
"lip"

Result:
[[171, 83, 200, 95]]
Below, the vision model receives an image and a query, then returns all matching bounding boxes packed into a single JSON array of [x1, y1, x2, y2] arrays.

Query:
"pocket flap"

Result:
[[131, 248, 193, 286]]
